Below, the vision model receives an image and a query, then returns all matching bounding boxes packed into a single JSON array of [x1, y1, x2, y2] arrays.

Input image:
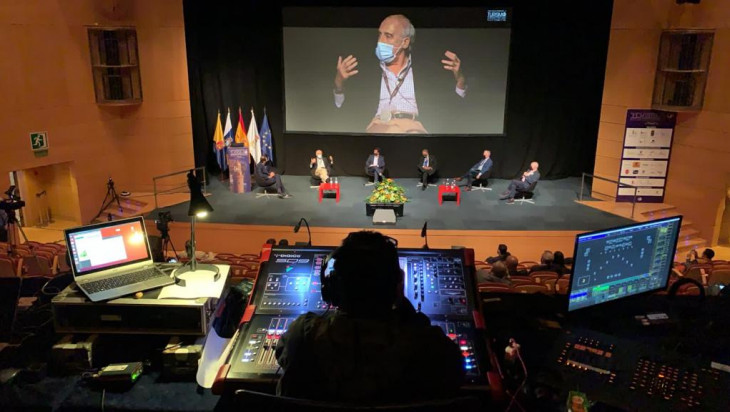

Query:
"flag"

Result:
[[212, 111, 227, 171], [234, 107, 248, 146], [260, 111, 274, 164], [223, 108, 233, 148], [247, 109, 261, 164]]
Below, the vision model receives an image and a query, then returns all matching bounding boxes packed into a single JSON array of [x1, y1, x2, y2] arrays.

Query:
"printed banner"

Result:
[[617, 109, 676, 203], [227, 146, 251, 193]]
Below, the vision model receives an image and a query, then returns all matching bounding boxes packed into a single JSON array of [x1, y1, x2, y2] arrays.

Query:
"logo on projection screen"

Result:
[[487, 9, 507, 22]]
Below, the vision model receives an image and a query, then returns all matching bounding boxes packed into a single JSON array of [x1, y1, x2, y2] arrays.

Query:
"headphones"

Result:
[[320, 233, 401, 310]]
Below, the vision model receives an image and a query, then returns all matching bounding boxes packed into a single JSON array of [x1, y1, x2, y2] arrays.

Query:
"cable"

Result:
[[504, 339, 528, 412], [101, 388, 106, 412]]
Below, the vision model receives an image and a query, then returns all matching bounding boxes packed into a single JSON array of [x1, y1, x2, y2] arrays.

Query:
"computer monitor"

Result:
[[567, 216, 682, 312]]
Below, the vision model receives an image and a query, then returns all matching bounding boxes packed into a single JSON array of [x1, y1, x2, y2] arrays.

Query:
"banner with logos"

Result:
[[616, 109, 676, 203], [227, 146, 250, 193]]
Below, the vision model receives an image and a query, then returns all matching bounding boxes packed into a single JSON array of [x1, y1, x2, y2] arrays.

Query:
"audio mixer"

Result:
[[216, 247, 489, 392], [547, 329, 729, 411]]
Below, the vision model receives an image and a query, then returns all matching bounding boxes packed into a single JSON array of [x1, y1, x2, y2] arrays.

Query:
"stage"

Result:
[[150, 176, 632, 231]]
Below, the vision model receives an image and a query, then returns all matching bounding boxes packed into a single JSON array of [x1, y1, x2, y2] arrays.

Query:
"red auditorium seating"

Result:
[[515, 284, 548, 294], [0, 256, 18, 277], [478, 284, 514, 293], [529, 271, 559, 284]]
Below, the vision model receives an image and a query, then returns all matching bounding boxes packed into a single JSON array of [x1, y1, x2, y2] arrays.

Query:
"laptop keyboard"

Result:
[[82, 268, 168, 294]]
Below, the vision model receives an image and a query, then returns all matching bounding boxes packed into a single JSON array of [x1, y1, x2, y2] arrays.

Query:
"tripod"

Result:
[[92, 178, 123, 223], [5, 209, 33, 257], [160, 228, 179, 261]]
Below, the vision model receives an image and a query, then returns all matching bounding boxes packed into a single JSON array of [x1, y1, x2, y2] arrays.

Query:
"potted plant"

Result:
[[365, 179, 408, 217]]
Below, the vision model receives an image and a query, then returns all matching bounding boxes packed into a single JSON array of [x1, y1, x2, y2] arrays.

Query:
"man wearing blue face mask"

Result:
[[333, 14, 467, 134]]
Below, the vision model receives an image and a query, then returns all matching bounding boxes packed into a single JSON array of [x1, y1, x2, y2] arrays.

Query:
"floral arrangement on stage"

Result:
[[366, 178, 408, 204]]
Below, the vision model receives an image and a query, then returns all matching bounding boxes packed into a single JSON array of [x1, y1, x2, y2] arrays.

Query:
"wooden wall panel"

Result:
[[595, 0, 730, 244], [0, 0, 193, 224]]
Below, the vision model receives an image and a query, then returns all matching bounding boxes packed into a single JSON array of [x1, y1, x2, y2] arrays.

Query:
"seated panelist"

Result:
[[365, 147, 386, 183], [456, 150, 492, 191], [255, 155, 291, 199], [310, 149, 334, 183], [500, 161, 540, 203], [417, 148, 437, 190]]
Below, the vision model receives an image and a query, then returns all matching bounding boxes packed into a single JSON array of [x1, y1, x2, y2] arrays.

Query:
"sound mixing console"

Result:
[[215, 247, 490, 392], [547, 329, 729, 411]]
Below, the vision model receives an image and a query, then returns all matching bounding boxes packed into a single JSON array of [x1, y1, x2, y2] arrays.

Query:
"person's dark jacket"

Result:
[[529, 263, 563, 276], [275, 298, 464, 403], [417, 155, 437, 171], [486, 252, 510, 264]]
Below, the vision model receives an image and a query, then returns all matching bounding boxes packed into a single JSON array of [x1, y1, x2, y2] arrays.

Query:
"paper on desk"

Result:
[[158, 265, 228, 299]]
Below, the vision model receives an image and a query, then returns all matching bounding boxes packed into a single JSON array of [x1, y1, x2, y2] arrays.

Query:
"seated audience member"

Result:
[[417, 149, 437, 190], [505, 255, 528, 277], [500, 161, 540, 203], [529, 251, 562, 275], [310, 149, 334, 183], [275, 231, 464, 403], [553, 251, 570, 276], [486, 244, 511, 264], [701, 248, 715, 263], [255, 155, 291, 199], [477, 261, 513, 286], [456, 150, 492, 191], [365, 147, 386, 184]]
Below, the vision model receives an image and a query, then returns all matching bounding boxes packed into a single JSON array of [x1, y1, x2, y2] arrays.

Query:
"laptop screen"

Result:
[[65, 217, 152, 277]]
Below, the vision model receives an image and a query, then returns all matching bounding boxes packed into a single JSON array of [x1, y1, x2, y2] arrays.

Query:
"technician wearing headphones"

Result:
[[275, 231, 464, 403]]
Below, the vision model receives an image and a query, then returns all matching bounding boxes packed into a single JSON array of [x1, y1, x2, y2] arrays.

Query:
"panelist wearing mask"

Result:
[[310, 149, 334, 183], [333, 14, 467, 134]]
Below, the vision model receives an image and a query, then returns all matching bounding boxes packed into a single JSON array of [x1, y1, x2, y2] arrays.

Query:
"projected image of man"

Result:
[[334, 14, 466, 134]]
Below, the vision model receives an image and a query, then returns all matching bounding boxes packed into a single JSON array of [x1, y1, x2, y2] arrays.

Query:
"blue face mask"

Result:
[[375, 41, 400, 64]]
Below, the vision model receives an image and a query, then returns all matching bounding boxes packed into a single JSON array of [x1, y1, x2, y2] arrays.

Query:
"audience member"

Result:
[[505, 255, 528, 277], [552, 251, 571, 276], [486, 244, 511, 264], [275, 231, 464, 403], [701, 248, 715, 263], [0, 209, 8, 242], [529, 251, 563, 275], [477, 261, 513, 286]]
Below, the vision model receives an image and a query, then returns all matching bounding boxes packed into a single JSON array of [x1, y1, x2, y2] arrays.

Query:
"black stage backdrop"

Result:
[[183, 0, 613, 179]]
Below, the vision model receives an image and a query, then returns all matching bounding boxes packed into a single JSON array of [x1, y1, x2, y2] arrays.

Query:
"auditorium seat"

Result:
[[0, 257, 17, 277], [509, 276, 535, 286], [21, 255, 53, 276], [519, 261, 539, 270], [230, 389, 481, 412], [555, 277, 571, 294], [478, 284, 514, 293], [543, 278, 557, 292], [514, 284, 548, 294], [529, 271, 559, 285], [684, 266, 709, 286], [707, 270, 730, 287]]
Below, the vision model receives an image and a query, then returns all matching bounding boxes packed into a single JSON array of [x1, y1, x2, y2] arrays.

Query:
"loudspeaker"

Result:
[[372, 209, 396, 225]]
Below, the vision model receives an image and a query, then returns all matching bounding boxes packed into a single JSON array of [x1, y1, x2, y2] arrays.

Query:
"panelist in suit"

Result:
[[501, 161, 540, 204], [365, 147, 386, 184], [456, 150, 492, 191], [334, 14, 467, 134], [417, 149, 437, 190], [310, 149, 334, 183], [256, 155, 291, 199]]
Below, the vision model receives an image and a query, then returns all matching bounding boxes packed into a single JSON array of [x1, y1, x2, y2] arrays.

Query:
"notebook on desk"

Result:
[[64, 216, 173, 302]]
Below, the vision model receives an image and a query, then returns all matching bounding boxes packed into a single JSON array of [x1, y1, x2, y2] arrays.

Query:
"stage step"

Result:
[[641, 207, 679, 220], [90, 197, 149, 224]]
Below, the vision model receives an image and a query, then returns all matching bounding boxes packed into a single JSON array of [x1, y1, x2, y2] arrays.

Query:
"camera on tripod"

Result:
[[156, 211, 173, 237], [0, 186, 25, 212]]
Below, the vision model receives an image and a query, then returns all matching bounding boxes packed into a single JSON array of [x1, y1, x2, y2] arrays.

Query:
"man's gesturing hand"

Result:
[[441, 50, 466, 90], [334, 55, 359, 92]]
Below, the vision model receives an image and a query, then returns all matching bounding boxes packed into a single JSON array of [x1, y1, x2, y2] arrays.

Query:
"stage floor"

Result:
[[150, 176, 633, 231]]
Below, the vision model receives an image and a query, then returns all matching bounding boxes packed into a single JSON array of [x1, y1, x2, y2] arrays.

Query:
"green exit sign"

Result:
[[30, 131, 49, 151]]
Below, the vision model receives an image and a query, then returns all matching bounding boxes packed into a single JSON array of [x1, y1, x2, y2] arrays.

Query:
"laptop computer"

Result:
[[64, 216, 173, 302]]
